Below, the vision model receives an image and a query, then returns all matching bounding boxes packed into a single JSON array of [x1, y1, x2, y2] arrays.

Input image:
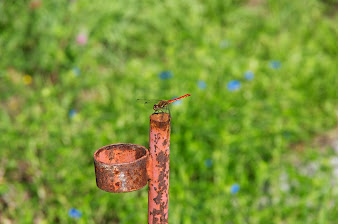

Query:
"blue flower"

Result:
[[197, 80, 207, 90], [72, 67, 81, 76], [69, 109, 77, 118], [171, 96, 182, 106], [269, 60, 281, 69], [68, 208, 82, 218], [244, 71, 254, 80], [219, 40, 231, 49], [230, 183, 240, 194], [204, 158, 213, 168], [227, 80, 241, 91], [158, 71, 173, 80], [282, 131, 292, 139]]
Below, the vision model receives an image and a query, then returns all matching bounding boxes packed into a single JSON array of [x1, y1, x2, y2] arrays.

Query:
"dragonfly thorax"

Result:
[[153, 100, 169, 111]]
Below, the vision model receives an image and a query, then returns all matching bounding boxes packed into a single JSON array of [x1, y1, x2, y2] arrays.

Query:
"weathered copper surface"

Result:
[[148, 113, 171, 224], [94, 143, 149, 193]]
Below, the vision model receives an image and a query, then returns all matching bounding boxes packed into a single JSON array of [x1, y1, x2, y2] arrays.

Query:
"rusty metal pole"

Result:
[[147, 113, 171, 224], [94, 143, 149, 193]]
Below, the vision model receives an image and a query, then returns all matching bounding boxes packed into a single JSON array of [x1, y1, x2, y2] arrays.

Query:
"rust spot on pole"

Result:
[[93, 143, 149, 193], [148, 113, 171, 224]]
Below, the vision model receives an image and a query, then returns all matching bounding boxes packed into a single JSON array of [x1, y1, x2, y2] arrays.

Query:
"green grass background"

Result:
[[0, 0, 337, 223]]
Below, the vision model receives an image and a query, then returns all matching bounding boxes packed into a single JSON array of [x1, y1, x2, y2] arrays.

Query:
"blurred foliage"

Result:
[[0, 0, 337, 223]]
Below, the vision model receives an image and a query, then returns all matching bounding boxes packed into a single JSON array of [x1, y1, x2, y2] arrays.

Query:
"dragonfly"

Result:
[[138, 94, 191, 113]]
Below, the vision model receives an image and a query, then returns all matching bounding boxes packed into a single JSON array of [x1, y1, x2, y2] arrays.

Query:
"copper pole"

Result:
[[147, 113, 171, 224]]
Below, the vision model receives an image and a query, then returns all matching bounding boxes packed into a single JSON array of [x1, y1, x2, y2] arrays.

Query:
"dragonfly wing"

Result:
[[136, 99, 162, 104]]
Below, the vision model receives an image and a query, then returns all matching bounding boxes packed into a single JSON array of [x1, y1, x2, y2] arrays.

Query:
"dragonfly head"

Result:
[[153, 104, 159, 111]]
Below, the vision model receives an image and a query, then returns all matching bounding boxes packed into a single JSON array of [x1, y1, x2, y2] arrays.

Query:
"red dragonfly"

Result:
[[138, 94, 191, 112]]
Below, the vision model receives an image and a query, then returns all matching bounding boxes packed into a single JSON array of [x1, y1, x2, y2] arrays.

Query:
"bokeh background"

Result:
[[1, 0, 337, 223]]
